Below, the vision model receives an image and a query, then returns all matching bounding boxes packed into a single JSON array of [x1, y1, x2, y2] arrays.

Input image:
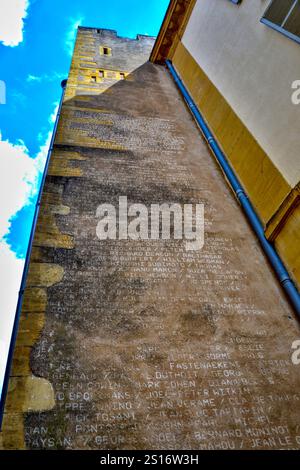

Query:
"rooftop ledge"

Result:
[[77, 27, 156, 41]]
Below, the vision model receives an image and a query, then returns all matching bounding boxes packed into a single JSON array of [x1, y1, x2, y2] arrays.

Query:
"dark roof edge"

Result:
[[78, 27, 156, 41]]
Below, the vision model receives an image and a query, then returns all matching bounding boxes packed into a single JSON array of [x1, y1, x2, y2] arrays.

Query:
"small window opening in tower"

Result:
[[99, 70, 105, 78], [103, 47, 109, 55], [120, 73, 125, 80], [91, 75, 97, 83]]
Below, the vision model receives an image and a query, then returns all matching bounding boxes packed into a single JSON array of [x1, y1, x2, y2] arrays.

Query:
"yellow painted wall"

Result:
[[171, 41, 300, 290], [172, 41, 291, 225], [181, 0, 300, 188], [275, 203, 300, 287]]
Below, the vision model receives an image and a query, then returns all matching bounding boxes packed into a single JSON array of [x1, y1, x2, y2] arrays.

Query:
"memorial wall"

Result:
[[1, 27, 300, 450]]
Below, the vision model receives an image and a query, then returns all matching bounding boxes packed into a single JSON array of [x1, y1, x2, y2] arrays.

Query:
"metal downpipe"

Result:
[[165, 59, 300, 318]]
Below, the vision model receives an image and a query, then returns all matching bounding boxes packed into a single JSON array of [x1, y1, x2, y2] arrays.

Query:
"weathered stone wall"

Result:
[[1, 28, 300, 450], [65, 28, 156, 100]]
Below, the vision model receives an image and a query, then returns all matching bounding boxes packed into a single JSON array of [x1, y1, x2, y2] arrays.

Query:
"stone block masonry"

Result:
[[1, 28, 300, 450]]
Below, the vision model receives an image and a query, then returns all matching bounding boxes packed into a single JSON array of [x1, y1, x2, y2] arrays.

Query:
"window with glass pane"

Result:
[[262, 0, 300, 44]]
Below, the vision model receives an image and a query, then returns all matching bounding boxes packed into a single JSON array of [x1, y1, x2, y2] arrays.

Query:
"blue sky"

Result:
[[0, 0, 168, 397]]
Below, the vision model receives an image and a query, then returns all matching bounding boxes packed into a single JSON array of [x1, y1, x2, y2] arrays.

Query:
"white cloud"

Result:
[[0, 127, 52, 241], [0, 102, 57, 241], [26, 74, 42, 83], [0, 0, 29, 47], [26, 72, 65, 84], [0, 102, 57, 397], [49, 102, 59, 124], [0, 240, 24, 394], [34, 129, 52, 172], [0, 135, 37, 239], [65, 17, 84, 56]]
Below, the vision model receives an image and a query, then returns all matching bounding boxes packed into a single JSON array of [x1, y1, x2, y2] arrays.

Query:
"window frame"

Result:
[[99, 46, 112, 56], [261, 0, 300, 45]]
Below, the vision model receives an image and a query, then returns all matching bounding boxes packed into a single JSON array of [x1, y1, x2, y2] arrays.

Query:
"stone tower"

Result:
[[1, 26, 300, 450]]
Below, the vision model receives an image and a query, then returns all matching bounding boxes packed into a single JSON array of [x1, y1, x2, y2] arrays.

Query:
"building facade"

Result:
[[151, 0, 300, 289], [1, 9, 300, 450]]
